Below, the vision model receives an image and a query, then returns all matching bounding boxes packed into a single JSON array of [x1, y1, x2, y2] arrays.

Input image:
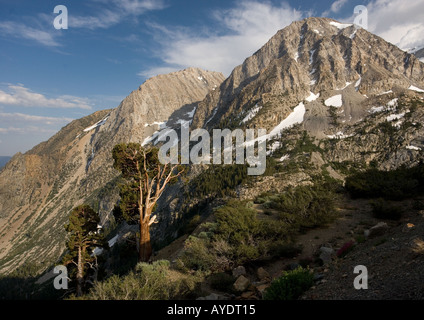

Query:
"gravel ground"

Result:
[[302, 210, 424, 300]]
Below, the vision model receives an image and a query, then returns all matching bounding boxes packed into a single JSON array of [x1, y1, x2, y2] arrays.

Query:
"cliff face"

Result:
[[0, 68, 224, 273]]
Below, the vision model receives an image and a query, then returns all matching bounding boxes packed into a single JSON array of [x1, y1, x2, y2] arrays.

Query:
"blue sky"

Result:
[[0, 0, 423, 156]]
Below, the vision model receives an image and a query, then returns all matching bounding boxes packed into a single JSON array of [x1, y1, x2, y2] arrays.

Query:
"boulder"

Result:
[[319, 247, 334, 264], [232, 266, 246, 278], [367, 222, 389, 239], [233, 275, 250, 292], [256, 267, 270, 281]]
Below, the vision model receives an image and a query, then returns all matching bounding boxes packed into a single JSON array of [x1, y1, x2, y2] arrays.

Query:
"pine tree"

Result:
[[112, 143, 184, 262], [63, 205, 105, 297]]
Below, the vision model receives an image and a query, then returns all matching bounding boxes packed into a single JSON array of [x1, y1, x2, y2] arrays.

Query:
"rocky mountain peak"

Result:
[[192, 17, 424, 131]]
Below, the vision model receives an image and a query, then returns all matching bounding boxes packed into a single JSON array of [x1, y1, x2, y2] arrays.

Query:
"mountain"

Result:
[[1, 17, 424, 278], [0, 157, 11, 169], [0, 68, 224, 274], [192, 17, 424, 170]]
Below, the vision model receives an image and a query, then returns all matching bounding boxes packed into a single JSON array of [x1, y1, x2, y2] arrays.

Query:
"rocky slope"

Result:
[[0, 68, 224, 274]]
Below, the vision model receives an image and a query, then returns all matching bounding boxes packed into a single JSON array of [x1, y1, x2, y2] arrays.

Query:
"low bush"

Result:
[[370, 198, 403, 221], [208, 272, 236, 292], [345, 163, 424, 200], [263, 267, 314, 300], [81, 260, 199, 300]]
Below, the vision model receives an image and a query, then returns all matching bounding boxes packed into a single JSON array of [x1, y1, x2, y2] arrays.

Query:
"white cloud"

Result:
[[323, 0, 349, 16], [0, 127, 57, 134], [350, 0, 424, 51], [139, 1, 303, 77], [0, 85, 93, 110], [70, 0, 166, 29], [0, 112, 74, 125], [0, 21, 59, 47]]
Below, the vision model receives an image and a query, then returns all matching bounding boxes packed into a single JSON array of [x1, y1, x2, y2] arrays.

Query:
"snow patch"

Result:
[[330, 21, 353, 30], [387, 98, 398, 108], [83, 117, 109, 132], [327, 132, 353, 139], [269, 102, 306, 138], [378, 90, 393, 96], [386, 113, 405, 122], [355, 76, 362, 88], [279, 155, 290, 162], [144, 121, 167, 129], [406, 145, 422, 151], [242, 104, 262, 123], [306, 92, 320, 102], [325, 94, 343, 108], [205, 107, 218, 125], [187, 107, 197, 118], [244, 102, 306, 147], [309, 49, 316, 65], [409, 85, 424, 93], [294, 52, 299, 62]]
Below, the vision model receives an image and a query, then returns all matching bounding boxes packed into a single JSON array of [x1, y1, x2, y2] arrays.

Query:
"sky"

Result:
[[0, 0, 423, 156]]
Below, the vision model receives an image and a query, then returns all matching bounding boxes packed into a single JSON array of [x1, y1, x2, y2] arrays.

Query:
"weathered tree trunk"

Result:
[[139, 221, 152, 262], [76, 246, 84, 297]]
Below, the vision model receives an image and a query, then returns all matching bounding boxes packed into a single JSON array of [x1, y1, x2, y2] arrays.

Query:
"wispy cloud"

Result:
[[0, 21, 59, 47], [70, 0, 167, 29], [0, 112, 74, 125], [0, 84, 93, 110], [139, 1, 304, 77], [323, 0, 349, 16], [366, 0, 424, 50], [335, 0, 424, 51], [0, 126, 58, 134]]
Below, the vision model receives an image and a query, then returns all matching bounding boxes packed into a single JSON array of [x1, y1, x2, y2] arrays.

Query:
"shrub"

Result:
[[177, 236, 217, 272], [345, 163, 424, 200], [370, 198, 403, 221], [85, 260, 177, 300], [209, 272, 236, 292], [263, 267, 314, 300], [269, 241, 302, 259]]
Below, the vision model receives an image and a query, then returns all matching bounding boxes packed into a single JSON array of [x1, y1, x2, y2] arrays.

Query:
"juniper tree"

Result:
[[112, 143, 184, 262], [63, 205, 105, 297]]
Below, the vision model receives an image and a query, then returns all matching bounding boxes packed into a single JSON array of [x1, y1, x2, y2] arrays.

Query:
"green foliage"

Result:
[[82, 260, 199, 300], [263, 267, 314, 300], [370, 198, 403, 221], [345, 163, 424, 200], [189, 164, 248, 198], [63, 205, 106, 294], [208, 272, 236, 292], [263, 184, 338, 231]]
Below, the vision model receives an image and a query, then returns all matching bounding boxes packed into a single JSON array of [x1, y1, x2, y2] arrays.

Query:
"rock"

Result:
[[288, 263, 300, 270], [197, 293, 229, 301], [367, 222, 389, 239], [313, 274, 325, 282], [257, 267, 270, 281], [410, 237, 424, 254], [402, 223, 416, 233], [232, 266, 246, 278], [233, 275, 250, 292], [319, 247, 334, 264], [255, 284, 270, 297], [241, 291, 256, 299]]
